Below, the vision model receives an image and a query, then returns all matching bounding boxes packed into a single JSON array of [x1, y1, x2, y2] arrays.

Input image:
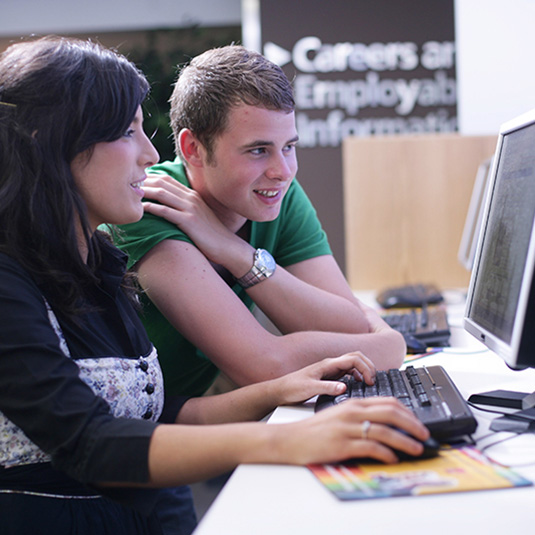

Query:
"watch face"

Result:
[[257, 249, 276, 273]]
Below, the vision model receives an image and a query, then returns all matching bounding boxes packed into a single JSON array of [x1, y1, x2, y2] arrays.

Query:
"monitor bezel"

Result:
[[464, 108, 535, 370], [457, 156, 494, 271]]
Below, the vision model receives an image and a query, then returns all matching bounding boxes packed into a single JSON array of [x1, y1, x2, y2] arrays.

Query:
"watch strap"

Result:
[[236, 249, 276, 289]]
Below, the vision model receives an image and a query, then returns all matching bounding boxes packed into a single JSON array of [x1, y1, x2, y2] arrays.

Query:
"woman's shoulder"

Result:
[[0, 252, 43, 299], [0, 251, 31, 278]]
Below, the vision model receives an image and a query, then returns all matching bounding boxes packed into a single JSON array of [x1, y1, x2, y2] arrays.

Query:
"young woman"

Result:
[[0, 36, 429, 535]]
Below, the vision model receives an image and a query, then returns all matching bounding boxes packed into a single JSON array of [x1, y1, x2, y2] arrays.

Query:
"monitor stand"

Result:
[[468, 389, 535, 410], [489, 407, 535, 433], [470, 390, 535, 434]]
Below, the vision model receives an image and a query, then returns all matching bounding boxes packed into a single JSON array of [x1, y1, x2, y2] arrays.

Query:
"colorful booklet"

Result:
[[308, 445, 532, 500]]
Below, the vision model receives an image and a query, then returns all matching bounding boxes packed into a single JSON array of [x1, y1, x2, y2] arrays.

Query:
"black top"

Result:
[[0, 241, 185, 494]]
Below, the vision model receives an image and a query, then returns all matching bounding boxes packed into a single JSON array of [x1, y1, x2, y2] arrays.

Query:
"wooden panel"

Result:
[[342, 134, 498, 291]]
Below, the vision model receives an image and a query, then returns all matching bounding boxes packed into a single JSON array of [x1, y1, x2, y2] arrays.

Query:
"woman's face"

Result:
[[70, 106, 159, 232]]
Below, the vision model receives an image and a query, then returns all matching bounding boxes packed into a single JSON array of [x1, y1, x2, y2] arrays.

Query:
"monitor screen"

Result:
[[464, 108, 535, 411], [457, 156, 494, 271]]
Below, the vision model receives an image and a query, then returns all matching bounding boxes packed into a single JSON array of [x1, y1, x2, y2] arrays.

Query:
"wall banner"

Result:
[[245, 0, 456, 268]]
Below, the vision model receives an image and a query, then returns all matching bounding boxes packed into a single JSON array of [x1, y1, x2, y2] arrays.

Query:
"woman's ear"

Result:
[[178, 128, 205, 168]]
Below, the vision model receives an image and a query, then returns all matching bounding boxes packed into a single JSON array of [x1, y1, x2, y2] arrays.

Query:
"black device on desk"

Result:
[[376, 283, 450, 352], [376, 283, 444, 309], [463, 108, 535, 426], [315, 365, 477, 442], [381, 304, 451, 352]]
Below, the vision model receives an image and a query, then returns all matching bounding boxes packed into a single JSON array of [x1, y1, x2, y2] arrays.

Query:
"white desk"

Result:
[[194, 293, 535, 534]]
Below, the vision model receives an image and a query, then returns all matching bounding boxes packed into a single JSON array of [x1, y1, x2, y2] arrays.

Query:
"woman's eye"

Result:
[[123, 128, 135, 138]]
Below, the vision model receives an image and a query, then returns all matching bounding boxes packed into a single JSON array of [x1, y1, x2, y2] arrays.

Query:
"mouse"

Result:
[[376, 284, 444, 309], [391, 428, 441, 461]]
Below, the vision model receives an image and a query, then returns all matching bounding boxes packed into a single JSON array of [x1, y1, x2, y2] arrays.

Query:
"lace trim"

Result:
[[0, 489, 101, 500], [0, 299, 164, 469]]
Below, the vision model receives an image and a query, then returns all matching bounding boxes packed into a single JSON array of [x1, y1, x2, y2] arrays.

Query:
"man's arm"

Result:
[[136, 238, 405, 386], [140, 175, 401, 337], [247, 254, 376, 334]]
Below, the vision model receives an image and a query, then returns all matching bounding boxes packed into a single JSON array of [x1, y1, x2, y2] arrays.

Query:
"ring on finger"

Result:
[[361, 420, 371, 440]]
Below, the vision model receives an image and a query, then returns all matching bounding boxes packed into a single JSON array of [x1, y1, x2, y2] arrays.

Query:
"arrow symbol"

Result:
[[263, 42, 292, 67]]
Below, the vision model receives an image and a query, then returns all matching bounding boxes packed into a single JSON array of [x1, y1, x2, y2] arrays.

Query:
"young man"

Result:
[[116, 45, 406, 398]]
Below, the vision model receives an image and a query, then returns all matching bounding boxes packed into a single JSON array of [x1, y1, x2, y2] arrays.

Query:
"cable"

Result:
[[467, 401, 512, 417], [467, 402, 535, 467], [478, 433, 535, 468]]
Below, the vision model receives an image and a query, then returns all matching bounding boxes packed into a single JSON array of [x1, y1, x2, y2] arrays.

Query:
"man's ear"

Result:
[[178, 128, 205, 168]]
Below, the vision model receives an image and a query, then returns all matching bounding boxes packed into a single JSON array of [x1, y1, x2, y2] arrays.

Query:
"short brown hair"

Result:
[[169, 45, 295, 160]]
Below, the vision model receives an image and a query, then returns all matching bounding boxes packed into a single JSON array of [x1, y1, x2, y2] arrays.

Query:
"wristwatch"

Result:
[[236, 248, 276, 289]]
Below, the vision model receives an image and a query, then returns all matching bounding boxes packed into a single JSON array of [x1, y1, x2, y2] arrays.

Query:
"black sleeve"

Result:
[[0, 254, 157, 484], [159, 395, 191, 424]]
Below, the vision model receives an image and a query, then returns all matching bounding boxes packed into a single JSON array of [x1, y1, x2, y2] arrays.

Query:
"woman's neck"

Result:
[[76, 220, 91, 264]]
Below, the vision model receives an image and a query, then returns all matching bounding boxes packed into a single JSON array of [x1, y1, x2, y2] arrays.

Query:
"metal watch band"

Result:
[[236, 249, 276, 289]]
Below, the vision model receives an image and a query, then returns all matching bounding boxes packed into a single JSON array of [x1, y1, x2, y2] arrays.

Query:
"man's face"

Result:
[[193, 104, 299, 229]]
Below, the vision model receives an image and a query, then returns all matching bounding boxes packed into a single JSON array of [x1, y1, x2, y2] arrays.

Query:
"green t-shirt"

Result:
[[116, 158, 332, 396]]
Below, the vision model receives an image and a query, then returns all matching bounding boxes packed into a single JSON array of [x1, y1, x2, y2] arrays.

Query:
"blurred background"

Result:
[[2, 0, 534, 272]]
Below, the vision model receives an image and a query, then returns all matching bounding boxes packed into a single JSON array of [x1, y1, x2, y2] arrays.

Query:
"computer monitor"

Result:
[[464, 108, 535, 412], [457, 156, 494, 271]]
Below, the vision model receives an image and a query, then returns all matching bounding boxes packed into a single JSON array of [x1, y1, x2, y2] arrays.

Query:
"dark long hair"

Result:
[[0, 36, 150, 318]]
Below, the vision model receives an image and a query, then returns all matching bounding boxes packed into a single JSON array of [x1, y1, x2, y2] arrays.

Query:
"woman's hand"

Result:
[[271, 352, 376, 406], [178, 352, 376, 426], [269, 397, 431, 465]]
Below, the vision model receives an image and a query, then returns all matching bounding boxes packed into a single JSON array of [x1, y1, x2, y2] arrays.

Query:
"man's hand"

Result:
[[142, 173, 245, 267]]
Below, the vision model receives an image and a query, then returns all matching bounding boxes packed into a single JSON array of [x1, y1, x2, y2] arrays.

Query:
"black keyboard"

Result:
[[315, 365, 477, 441], [381, 305, 451, 351]]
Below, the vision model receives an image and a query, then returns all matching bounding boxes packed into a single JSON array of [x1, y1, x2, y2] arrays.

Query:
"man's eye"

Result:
[[284, 143, 297, 152]]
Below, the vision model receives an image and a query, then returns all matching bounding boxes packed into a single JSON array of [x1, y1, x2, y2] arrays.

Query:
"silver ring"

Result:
[[361, 420, 371, 440]]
